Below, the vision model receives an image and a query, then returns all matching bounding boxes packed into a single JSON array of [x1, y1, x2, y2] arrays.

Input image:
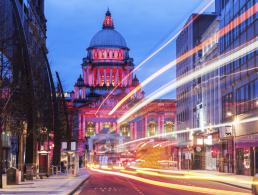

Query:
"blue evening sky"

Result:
[[45, 0, 215, 99]]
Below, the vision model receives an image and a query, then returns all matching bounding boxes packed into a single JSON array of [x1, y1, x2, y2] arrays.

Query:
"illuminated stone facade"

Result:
[[66, 10, 176, 160]]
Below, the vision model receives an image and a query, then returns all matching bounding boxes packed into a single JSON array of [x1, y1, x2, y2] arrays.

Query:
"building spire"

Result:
[[103, 8, 114, 29]]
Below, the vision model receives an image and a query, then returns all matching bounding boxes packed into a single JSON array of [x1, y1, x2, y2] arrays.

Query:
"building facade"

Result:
[[193, 16, 221, 171], [176, 13, 218, 170], [0, 0, 48, 173], [65, 10, 177, 164], [216, 0, 258, 176]]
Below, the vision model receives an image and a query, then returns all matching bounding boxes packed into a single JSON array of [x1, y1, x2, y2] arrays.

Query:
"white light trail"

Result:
[[117, 38, 258, 124], [116, 112, 258, 148], [99, 0, 215, 116]]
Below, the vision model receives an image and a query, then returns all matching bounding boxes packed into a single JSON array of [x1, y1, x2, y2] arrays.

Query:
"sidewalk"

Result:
[[0, 168, 90, 195], [163, 168, 252, 190]]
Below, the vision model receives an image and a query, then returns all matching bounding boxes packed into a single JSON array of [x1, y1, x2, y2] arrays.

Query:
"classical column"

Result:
[[122, 69, 124, 86], [127, 68, 129, 86], [130, 123, 134, 139], [110, 68, 113, 86], [97, 68, 100, 85], [161, 115, 165, 137], [79, 114, 81, 139], [100, 122, 103, 132], [117, 123, 120, 134], [88, 68, 91, 86], [87, 68, 89, 85], [92, 68, 94, 86], [130, 69, 133, 85], [96, 122, 99, 134], [145, 116, 148, 137], [158, 115, 161, 137], [104, 68, 106, 85], [84, 69, 87, 85], [134, 122, 137, 139], [117, 68, 119, 86], [82, 115, 86, 139]]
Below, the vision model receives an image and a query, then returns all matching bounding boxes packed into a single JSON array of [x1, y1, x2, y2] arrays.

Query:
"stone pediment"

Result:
[[78, 94, 129, 109]]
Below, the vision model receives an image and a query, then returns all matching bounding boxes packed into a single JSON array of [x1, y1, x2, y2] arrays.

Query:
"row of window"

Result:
[[222, 79, 258, 119], [177, 87, 189, 106], [220, 45, 255, 78], [221, 0, 255, 52], [177, 108, 189, 124], [94, 52, 122, 58]]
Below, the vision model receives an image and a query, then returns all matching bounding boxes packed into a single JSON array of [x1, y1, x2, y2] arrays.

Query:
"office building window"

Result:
[[247, 0, 254, 26], [240, 7, 246, 33], [222, 93, 233, 119], [250, 79, 258, 109], [234, 58, 240, 69], [220, 30, 225, 52], [241, 52, 246, 64], [236, 84, 249, 114], [220, 64, 226, 78], [256, 0, 258, 19], [234, 14, 239, 39], [226, 63, 231, 75]]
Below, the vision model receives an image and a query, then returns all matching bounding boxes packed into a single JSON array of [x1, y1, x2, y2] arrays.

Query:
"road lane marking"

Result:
[[90, 168, 250, 195]]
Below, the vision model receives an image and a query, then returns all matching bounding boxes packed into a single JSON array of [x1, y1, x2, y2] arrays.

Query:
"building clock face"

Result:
[[196, 146, 202, 152]]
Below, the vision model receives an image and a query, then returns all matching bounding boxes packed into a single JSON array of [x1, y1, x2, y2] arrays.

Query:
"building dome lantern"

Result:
[[132, 75, 139, 86], [88, 9, 127, 49], [76, 74, 84, 86]]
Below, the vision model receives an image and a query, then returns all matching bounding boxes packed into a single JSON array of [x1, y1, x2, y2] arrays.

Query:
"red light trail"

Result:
[[109, 2, 258, 116], [94, 0, 215, 116], [90, 168, 250, 194]]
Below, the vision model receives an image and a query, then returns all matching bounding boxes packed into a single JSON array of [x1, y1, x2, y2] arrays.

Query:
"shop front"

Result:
[[204, 132, 219, 171], [235, 135, 258, 176]]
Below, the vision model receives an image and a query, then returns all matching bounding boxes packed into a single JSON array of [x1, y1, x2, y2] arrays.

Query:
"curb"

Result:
[[157, 170, 251, 191], [68, 174, 91, 195], [212, 180, 251, 191]]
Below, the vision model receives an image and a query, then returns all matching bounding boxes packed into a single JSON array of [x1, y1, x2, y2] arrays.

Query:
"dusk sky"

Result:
[[45, 0, 215, 99]]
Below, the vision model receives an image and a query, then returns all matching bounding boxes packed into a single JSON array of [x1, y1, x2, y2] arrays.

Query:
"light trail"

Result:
[[113, 166, 125, 170], [109, 3, 258, 116], [117, 36, 258, 124], [94, 0, 215, 116], [132, 167, 258, 185], [116, 114, 258, 148], [90, 168, 250, 194], [120, 169, 138, 174], [101, 165, 112, 170]]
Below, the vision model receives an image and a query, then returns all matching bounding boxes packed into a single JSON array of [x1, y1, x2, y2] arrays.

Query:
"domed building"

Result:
[[71, 10, 143, 158], [69, 10, 176, 165], [73, 9, 137, 102]]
